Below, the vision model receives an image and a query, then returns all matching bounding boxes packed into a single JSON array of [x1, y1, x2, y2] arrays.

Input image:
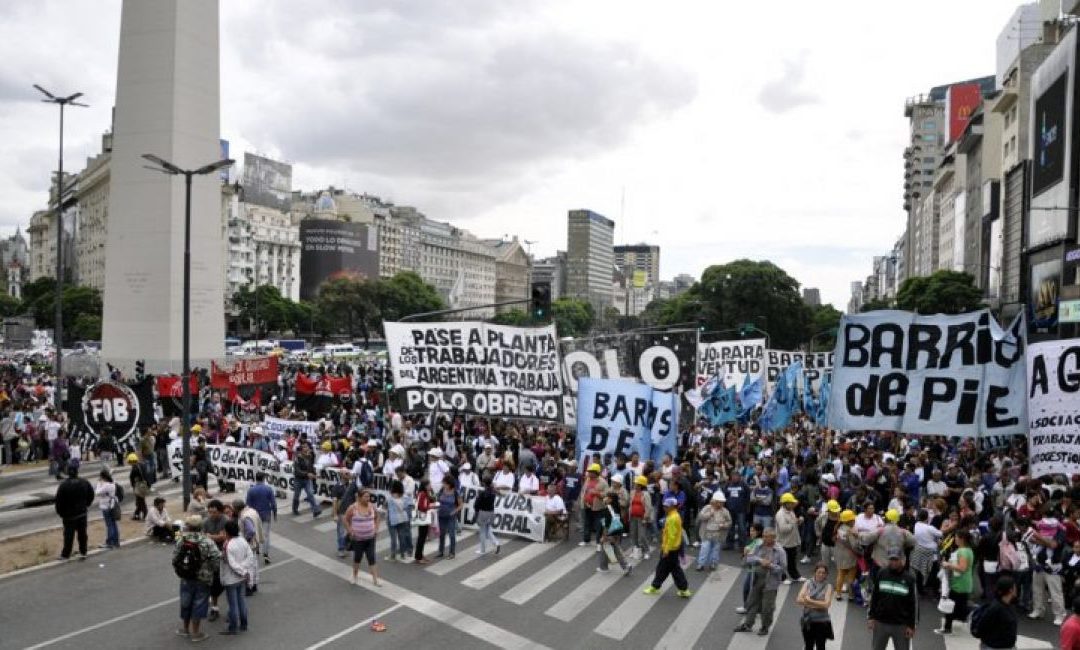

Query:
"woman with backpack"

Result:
[[598, 491, 632, 575], [473, 477, 501, 556]]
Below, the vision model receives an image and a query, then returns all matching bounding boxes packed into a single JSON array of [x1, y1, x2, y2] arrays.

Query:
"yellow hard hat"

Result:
[[587, 463, 602, 473], [125, 453, 139, 465], [840, 509, 856, 523], [634, 475, 648, 487], [321, 441, 332, 452], [827, 499, 841, 513], [885, 509, 900, 523], [191, 424, 202, 433], [780, 492, 797, 505]]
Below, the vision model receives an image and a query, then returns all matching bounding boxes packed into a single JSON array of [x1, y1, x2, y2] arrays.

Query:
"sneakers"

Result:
[[933, 628, 952, 635], [735, 606, 747, 614], [578, 541, 588, 547], [1028, 612, 1042, 620], [692, 541, 701, 548], [799, 556, 811, 564], [676, 589, 693, 598], [597, 567, 610, 573], [596, 544, 602, 552], [782, 578, 792, 585], [643, 553, 650, 560], [733, 624, 751, 632], [795, 576, 807, 582], [1055, 616, 1066, 626], [756, 628, 769, 636], [643, 586, 661, 595]]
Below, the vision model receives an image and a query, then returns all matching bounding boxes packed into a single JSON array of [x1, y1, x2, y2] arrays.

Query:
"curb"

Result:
[[0, 533, 152, 582]]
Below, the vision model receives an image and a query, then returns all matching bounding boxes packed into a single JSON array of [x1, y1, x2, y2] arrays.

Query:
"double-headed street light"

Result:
[[142, 154, 234, 510], [34, 84, 88, 412]]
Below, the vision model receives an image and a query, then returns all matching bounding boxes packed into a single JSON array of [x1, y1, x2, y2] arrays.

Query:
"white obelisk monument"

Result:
[[102, 0, 224, 373]]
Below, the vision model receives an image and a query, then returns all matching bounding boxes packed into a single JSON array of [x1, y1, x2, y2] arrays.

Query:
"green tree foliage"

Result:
[[0, 293, 21, 318], [807, 304, 842, 350], [233, 284, 299, 335], [489, 309, 531, 326], [551, 298, 594, 338], [311, 272, 445, 341], [70, 314, 102, 341], [860, 297, 895, 312], [375, 271, 445, 322], [896, 270, 983, 315], [26, 284, 103, 344]]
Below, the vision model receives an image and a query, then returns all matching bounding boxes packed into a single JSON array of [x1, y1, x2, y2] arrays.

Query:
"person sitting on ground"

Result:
[[146, 497, 175, 543]]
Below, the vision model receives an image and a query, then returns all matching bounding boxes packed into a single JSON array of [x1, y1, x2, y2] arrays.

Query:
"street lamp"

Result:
[[142, 153, 234, 510], [34, 85, 87, 412]]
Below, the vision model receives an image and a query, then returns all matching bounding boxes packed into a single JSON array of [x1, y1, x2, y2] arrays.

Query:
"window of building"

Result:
[[922, 120, 936, 129]]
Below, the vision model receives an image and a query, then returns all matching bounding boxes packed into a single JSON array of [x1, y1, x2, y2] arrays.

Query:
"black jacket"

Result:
[[975, 599, 1017, 649], [474, 487, 496, 513], [54, 477, 94, 520], [868, 567, 918, 627]]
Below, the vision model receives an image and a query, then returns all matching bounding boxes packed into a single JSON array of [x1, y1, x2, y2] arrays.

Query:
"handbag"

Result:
[[937, 596, 956, 614], [134, 480, 151, 499], [607, 506, 625, 535]]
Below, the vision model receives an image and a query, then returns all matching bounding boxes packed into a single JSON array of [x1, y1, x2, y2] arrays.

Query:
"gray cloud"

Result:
[[757, 59, 819, 114]]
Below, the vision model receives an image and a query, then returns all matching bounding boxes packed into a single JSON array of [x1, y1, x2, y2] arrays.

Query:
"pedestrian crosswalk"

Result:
[[274, 512, 1062, 650]]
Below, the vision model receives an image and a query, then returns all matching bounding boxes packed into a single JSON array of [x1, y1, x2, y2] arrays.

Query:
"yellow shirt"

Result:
[[662, 510, 683, 554]]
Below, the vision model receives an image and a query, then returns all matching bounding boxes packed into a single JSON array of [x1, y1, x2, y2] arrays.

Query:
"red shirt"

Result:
[[1061, 614, 1080, 650]]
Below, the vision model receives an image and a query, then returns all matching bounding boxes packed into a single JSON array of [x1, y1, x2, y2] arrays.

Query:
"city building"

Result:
[[566, 209, 615, 313], [222, 183, 301, 307], [847, 281, 864, 314], [480, 237, 531, 314], [531, 252, 567, 300], [802, 287, 821, 307], [613, 244, 660, 287], [957, 103, 1003, 295]]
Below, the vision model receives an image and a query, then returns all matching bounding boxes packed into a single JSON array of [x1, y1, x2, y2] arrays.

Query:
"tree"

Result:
[[20, 277, 55, 308], [896, 270, 983, 315], [375, 271, 445, 322], [807, 304, 842, 351], [551, 298, 593, 338], [25, 284, 103, 344], [860, 297, 894, 312], [0, 293, 21, 318], [317, 277, 379, 341], [70, 314, 102, 341], [489, 309, 530, 326]]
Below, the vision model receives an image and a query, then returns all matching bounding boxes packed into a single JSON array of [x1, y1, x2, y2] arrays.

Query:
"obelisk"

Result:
[[102, 0, 224, 373]]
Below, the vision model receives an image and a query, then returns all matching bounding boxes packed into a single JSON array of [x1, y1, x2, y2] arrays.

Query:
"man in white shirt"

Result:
[[457, 463, 481, 490], [382, 445, 405, 476], [854, 501, 884, 534], [925, 469, 947, 499], [518, 465, 540, 495], [394, 465, 416, 498], [428, 448, 450, 488]]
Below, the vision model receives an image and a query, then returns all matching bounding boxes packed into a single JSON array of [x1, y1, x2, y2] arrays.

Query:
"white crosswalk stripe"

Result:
[[725, 582, 791, 650], [462, 542, 553, 590], [500, 545, 595, 605], [545, 566, 624, 621], [654, 564, 740, 649], [594, 572, 673, 640]]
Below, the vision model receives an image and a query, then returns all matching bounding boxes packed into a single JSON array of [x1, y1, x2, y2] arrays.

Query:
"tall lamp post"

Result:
[[142, 154, 234, 510], [34, 85, 87, 412]]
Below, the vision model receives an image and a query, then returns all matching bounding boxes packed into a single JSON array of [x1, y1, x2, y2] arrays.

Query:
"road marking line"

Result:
[[422, 530, 482, 576], [273, 534, 551, 650], [725, 582, 790, 650], [22, 557, 298, 649], [828, 590, 848, 647], [314, 521, 336, 532], [500, 545, 594, 605], [654, 566, 740, 649], [595, 571, 674, 639], [305, 603, 404, 649], [462, 541, 553, 590], [545, 566, 622, 621]]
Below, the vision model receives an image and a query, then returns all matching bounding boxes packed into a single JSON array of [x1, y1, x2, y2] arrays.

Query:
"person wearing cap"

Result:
[[696, 492, 732, 571], [249, 425, 270, 453], [315, 440, 339, 472], [627, 475, 654, 559], [608, 472, 629, 518], [128, 452, 151, 521], [174, 514, 222, 643], [834, 509, 860, 601], [815, 499, 842, 569], [428, 447, 451, 489], [735, 528, 787, 635], [579, 463, 610, 548], [643, 497, 692, 598], [475, 442, 496, 478], [867, 545, 918, 650], [382, 444, 405, 476], [861, 508, 915, 575], [776, 492, 804, 584]]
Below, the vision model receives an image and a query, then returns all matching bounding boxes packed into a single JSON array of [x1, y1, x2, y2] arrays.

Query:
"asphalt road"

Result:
[[0, 481, 1064, 650]]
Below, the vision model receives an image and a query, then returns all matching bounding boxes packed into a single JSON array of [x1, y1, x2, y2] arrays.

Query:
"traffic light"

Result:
[[530, 281, 551, 321], [134, 359, 145, 381]]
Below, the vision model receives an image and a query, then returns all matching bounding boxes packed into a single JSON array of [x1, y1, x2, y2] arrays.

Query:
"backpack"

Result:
[[173, 537, 203, 581], [998, 533, 1020, 572], [356, 460, 374, 488], [114, 483, 125, 504], [969, 601, 991, 638]]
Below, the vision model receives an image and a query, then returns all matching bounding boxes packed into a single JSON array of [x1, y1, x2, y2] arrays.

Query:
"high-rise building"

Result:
[[847, 281, 864, 314], [802, 288, 821, 307], [613, 244, 660, 287], [566, 209, 615, 312], [480, 238, 531, 314], [221, 183, 301, 308]]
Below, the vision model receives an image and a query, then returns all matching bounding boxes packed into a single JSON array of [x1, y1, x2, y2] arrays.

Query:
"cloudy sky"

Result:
[[0, 0, 1039, 308]]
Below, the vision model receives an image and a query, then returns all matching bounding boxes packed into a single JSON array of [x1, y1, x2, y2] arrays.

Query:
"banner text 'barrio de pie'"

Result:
[[827, 309, 1027, 436]]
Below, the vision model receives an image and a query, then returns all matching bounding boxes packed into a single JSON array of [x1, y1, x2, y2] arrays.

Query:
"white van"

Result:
[[315, 343, 360, 359]]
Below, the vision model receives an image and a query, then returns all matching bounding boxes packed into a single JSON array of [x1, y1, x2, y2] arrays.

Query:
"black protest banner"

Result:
[[827, 309, 1027, 436], [560, 329, 697, 424], [67, 378, 156, 457], [384, 321, 563, 422]]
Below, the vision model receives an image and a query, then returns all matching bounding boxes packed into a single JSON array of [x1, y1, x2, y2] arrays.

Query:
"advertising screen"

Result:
[[1032, 72, 1067, 196], [242, 153, 293, 211], [299, 220, 380, 300]]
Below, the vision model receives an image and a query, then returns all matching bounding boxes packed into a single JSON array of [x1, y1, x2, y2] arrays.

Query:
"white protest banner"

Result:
[[696, 339, 765, 387], [167, 441, 343, 499], [575, 377, 679, 465], [262, 416, 321, 441], [766, 349, 834, 392], [384, 321, 563, 421], [1027, 339, 1080, 477], [827, 309, 1027, 436]]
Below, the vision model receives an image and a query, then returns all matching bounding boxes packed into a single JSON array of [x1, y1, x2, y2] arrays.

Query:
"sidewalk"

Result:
[[0, 463, 133, 513]]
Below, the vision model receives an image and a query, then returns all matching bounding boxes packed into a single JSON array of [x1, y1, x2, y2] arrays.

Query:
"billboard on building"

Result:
[[1030, 257, 1062, 329], [945, 83, 982, 143], [1033, 73, 1067, 196], [242, 153, 292, 211], [299, 220, 379, 300], [632, 270, 647, 288]]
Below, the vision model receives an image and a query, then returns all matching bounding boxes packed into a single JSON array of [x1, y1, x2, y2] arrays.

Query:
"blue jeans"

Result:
[[223, 583, 248, 632], [390, 522, 412, 558], [336, 516, 349, 552], [438, 515, 457, 555], [179, 580, 210, 622], [102, 508, 120, 547], [742, 569, 752, 604], [697, 539, 721, 568], [292, 478, 319, 515], [725, 512, 747, 549], [753, 514, 773, 531]]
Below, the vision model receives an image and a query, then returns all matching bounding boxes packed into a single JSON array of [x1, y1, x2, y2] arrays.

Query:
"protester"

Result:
[[174, 514, 221, 643], [797, 562, 834, 650], [54, 459, 94, 560], [343, 489, 380, 586], [580, 463, 609, 548], [598, 491, 631, 575], [868, 546, 918, 650], [644, 497, 692, 598], [95, 468, 120, 549], [974, 575, 1019, 650], [473, 477, 502, 556], [291, 442, 321, 518], [628, 475, 654, 560], [414, 479, 434, 565], [244, 473, 276, 565], [696, 492, 732, 571], [776, 492, 804, 583], [436, 475, 463, 559], [147, 497, 175, 543], [219, 520, 252, 635], [936, 529, 975, 634], [735, 528, 786, 635], [386, 480, 414, 561], [203, 499, 228, 622], [128, 452, 150, 521]]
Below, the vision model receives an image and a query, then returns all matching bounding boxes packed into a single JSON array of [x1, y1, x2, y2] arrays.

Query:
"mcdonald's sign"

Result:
[[946, 83, 982, 143]]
